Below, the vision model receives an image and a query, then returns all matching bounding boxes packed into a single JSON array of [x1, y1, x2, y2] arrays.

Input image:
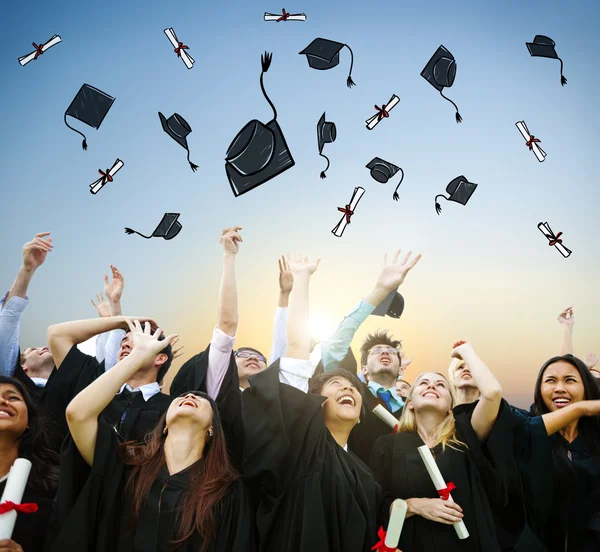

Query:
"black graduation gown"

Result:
[[370, 416, 505, 552], [0, 479, 55, 552], [50, 417, 255, 551], [242, 361, 382, 552]]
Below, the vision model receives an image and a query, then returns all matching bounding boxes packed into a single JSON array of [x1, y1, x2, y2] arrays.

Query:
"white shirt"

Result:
[[117, 382, 161, 402]]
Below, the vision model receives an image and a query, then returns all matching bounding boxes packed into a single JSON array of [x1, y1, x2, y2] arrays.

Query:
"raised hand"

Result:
[[90, 292, 110, 318], [122, 316, 159, 333], [286, 253, 321, 277], [400, 352, 413, 370], [557, 306, 574, 327], [125, 319, 178, 359], [219, 226, 243, 255], [278, 255, 294, 294], [22, 232, 53, 272], [451, 340, 476, 360], [104, 265, 125, 304], [584, 352, 598, 370], [375, 250, 422, 292]]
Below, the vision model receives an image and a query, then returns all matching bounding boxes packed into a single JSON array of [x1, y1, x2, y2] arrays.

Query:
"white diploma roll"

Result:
[[385, 499, 408, 548], [0, 459, 33, 539], [164, 28, 194, 69], [18, 35, 62, 66], [516, 121, 546, 162], [417, 445, 470, 540], [332, 187, 365, 237], [366, 95, 400, 130], [373, 405, 399, 430], [90, 159, 124, 195], [264, 12, 307, 21], [537, 222, 572, 258]]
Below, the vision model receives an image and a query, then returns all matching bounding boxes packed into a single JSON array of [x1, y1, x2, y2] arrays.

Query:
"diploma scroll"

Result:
[[164, 28, 194, 69], [264, 11, 307, 21], [0, 459, 34, 539], [18, 35, 62, 66], [537, 222, 572, 258], [366, 95, 400, 130], [331, 187, 365, 237], [516, 121, 546, 162], [373, 404, 399, 432], [386, 499, 408, 549], [90, 159, 124, 195], [417, 445, 469, 540]]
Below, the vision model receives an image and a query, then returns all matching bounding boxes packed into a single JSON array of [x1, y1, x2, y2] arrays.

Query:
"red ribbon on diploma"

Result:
[[391, 424, 399, 434], [548, 231, 563, 246], [98, 169, 113, 184], [337, 204, 354, 224], [174, 42, 188, 56], [32, 43, 44, 59], [437, 481, 456, 500], [525, 135, 540, 150], [375, 104, 389, 121], [371, 526, 396, 551], [0, 501, 39, 515], [277, 9, 290, 21]]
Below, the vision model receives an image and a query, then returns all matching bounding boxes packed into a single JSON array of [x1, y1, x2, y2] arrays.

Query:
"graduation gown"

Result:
[[370, 414, 505, 552], [242, 361, 382, 552], [50, 417, 255, 551]]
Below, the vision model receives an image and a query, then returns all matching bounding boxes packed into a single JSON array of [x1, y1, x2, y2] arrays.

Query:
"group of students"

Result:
[[0, 228, 598, 552]]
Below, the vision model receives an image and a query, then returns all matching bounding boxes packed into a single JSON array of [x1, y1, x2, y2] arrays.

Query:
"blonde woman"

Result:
[[370, 341, 506, 552]]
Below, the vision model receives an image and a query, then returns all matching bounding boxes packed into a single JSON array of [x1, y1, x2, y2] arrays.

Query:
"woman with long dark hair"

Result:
[[0, 375, 59, 552], [51, 320, 254, 552]]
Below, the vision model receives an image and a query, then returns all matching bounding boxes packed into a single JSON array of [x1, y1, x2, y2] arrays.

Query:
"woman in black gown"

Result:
[[0, 376, 59, 552], [50, 319, 255, 552], [371, 341, 506, 552]]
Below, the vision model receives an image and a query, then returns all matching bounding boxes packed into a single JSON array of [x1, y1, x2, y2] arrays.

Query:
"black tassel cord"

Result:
[[344, 44, 356, 88], [439, 91, 462, 123], [124, 228, 152, 238], [64, 113, 88, 150], [319, 153, 330, 179], [186, 150, 198, 172], [558, 57, 567, 86], [434, 194, 447, 215], [260, 52, 278, 124], [392, 169, 405, 201]]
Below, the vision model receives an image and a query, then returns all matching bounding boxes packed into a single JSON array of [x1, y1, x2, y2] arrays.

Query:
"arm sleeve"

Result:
[[205, 327, 236, 399], [269, 306, 288, 364], [0, 293, 29, 377], [102, 329, 126, 371], [278, 357, 317, 393], [320, 300, 375, 371], [95, 332, 108, 363]]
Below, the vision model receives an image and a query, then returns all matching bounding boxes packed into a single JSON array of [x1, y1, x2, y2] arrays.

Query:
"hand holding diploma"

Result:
[[164, 28, 194, 69], [90, 159, 124, 195], [0, 459, 37, 540], [372, 499, 407, 551], [516, 121, 546, 162], [18, 35, 61, 66], [366, 95, 400, 130]]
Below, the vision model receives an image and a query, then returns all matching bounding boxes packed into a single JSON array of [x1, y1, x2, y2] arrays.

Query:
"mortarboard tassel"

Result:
[[392, 168, 405, 201], [434, 194, 447, 215], [439, 91, 462, 123], [344, 44, 356, 88], [558, 57, 567, 86], [260, 52, 278, 124], [64, 113, 88, 150], [186, 150, 198, 172], [319, 152, 330, 179], [124, 227, 152, 238]]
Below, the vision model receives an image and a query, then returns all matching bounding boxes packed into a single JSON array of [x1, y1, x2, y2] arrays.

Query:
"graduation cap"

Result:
[[64, 84, 115, 150], [225, 52, 295, 197], [421, 45, 462, 123], [124, 213, 182, 240], [526, 35, 567, 86], [366, 157, 405, 201], [158, 112, 198, 172], [372, 289, 405, 318], [435, 175, 478, 215], [299, 38, 356, 88], [317, 112, 336, 179]]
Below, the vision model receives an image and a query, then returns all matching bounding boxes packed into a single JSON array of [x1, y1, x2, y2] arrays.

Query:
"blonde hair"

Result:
[[446, 358, 466, 402], [396, 372, 467, 453]]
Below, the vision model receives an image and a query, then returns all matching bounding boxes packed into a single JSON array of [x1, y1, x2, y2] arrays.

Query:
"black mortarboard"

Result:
[[64, 84, 115, 150], [372, 290, 405, 318], [365, 157, 405, 201], [434, 175, 478, 214], [317, 112, 337, 179], [299, 38, 356, 88], [225, 52, 295, 197], [124, 213, 182, 240], [421, 45, 462, 123], [158, 112, 198, 172], [526, 35, 567, 86]]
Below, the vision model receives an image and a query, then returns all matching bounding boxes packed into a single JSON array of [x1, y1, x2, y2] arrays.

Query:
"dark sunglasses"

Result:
[[235, 350, 267, 363]]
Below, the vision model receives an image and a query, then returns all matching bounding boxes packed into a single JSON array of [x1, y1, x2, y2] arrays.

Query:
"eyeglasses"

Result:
[[369, 346, 400, 355], [235, 351, 267, 363]]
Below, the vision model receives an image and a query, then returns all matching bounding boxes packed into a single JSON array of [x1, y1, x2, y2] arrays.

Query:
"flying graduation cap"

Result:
[[435, 175, 478, 214], [366, 157, 405, 201], [317, 112, 337, 178], [421, 45, 462, 123], [526, 35, 567, 86], [124, 213, 182, 240], [158, 112, 199, 172], [299, 38, 356, 88], [64, 84, 115, 150], [372, 289, 405, 318]]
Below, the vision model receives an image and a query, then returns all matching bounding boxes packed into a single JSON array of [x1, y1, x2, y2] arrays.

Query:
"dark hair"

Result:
[[120, 391, 239, 551], [360, 330, 402, 368], [156, 335, 173, 384], [533, 355, 600, 498], [308, 368, 367, 420], [0, 376, 60, 493]]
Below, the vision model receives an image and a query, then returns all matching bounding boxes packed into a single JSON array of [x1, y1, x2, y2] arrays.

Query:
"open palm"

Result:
[[286, 253, 321, 276], [376, 250, 422, 291]]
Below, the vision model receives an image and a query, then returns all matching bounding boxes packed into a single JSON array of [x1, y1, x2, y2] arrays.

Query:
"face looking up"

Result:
[[166, 393, 214, 435], [362, 345, 402, 382], [452, 361, 476, 390], [396, 379, 411, 399], [0, 383, 29, 437], [320, 375, 363, 426], [20, 346, 53, 378], [407, 372, 453, 415], [540, 360, 586, 412], [235, 348, 267, 382]]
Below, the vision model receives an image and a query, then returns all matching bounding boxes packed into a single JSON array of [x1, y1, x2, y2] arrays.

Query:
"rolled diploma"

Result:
[[537, 223, 571, 257], [90, 159, 124, 194], [516, 121, 545, 162], [373, 404, 399, 430], [0, 459, 33, 539], [385, 499, 408, 548], [164, 28, 194, 69], [19, 35, 62, 66], [332, 187, 365, 237], [366, 95, 400, 130], [417, 445, 469, 539], [264, 13, 307, 20]]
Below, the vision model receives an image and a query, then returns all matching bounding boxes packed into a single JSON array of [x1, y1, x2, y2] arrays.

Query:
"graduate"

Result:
[[241, 254, 385, 551], [50, 320, 254, 552], [0, 376, 59, 552], [370, 341, 507, 552]]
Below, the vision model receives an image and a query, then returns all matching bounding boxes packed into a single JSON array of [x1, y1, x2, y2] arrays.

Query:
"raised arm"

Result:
[[557, 306, 574, 356], [451, 341, 503, 441], [65, 320, 177, 466], [541, 400, 600, 436], [270, 255, 293, 363], [101, 265, 127, 370]]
